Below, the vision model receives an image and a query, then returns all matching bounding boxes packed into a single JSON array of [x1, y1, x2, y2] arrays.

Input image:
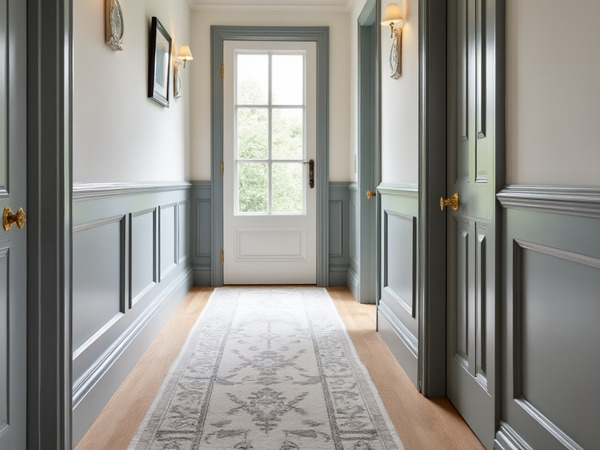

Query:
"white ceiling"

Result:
[[187, 0, 353, 12]]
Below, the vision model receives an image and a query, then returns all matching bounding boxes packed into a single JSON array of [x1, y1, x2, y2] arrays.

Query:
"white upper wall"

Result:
[[189, 9, 351, 181], [347, 0, 364, 183], [73, 0, 191, 182], [380, 0, 419, 185], [506, 0, 600, 186]]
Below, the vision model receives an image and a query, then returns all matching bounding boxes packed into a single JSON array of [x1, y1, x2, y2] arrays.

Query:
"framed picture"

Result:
[[148, 17, 172, 107]]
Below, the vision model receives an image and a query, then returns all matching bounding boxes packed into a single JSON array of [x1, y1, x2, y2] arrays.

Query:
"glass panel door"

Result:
[[223, 40, 317, 285]]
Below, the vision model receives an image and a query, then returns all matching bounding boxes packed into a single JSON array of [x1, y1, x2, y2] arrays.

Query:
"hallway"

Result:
[[76, 287, 483, 449]]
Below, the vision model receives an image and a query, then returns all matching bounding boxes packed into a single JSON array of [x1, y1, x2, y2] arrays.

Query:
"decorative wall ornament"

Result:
[[173, 63, 182, 99], [389, 28, 402, 79], [105, 0, 124, 51], [381, 2, 404, 79]]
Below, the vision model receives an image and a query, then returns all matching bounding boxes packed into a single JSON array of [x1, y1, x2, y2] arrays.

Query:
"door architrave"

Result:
[[27, 0, 73, 447], [357, 0, 380, 304], [417, 0, 448, 396]]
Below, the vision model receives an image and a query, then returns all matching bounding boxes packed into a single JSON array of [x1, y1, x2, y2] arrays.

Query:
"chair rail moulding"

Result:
[[497, 185, 600, 218], [73, 181, 192, 200], [377, 182, 419, 197]]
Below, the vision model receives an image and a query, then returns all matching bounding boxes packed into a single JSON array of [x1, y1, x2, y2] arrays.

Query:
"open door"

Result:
[[443, 0, 503, 446]]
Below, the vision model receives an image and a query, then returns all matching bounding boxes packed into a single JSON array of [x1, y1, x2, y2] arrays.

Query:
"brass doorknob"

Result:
[[3, 207, 27, 230], [440, 193, 459, 211], [366, 190, 377, 199]]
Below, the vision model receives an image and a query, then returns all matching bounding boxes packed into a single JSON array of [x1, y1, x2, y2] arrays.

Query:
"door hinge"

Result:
[[221, 64, 224, 78], [220, 251, 224, 264], [221, 161, 224, 174]]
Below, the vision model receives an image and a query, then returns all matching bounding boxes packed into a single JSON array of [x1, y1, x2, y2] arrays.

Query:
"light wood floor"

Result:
[[76, 287, 484, 450]]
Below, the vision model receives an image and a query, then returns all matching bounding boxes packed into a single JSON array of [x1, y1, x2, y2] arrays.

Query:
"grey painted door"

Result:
[[445, 0, 501, 447], [0, 0, 27, 447]]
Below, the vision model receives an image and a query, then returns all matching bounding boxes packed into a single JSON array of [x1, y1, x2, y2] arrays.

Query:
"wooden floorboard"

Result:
[[76, 286, 483, 449]]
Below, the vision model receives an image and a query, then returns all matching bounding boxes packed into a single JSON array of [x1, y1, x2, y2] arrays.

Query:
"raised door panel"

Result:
[[448, 218, 470, 365]]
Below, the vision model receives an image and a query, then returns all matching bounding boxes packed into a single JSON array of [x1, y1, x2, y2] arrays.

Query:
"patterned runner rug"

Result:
[[130, 287, 403, 449]]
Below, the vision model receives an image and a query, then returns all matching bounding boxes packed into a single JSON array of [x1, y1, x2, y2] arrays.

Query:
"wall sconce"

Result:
[[381, 3, 404, 79], [173, 45, 193, 99], [177, 45, 194, 68]]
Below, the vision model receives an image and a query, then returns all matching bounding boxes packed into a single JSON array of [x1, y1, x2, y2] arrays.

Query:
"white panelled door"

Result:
[[223, 41, 317, 284]]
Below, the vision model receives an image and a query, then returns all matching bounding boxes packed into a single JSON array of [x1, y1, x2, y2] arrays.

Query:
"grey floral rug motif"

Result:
[[130, 288, 403, 449]]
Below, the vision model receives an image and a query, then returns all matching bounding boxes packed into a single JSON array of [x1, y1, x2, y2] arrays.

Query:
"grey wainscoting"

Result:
[[348, 183, 359, 296], [191, 181, 352, 287], [330, 182, 351, 286], [496, 186, 600, 450], [377, 183, 420, 387], [71, 182, 193, 444], [191, 181, 212, 285]]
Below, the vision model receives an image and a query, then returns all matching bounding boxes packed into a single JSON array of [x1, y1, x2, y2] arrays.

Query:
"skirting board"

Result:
[[347, 266, 359, 302], [378, 304, 418, 388], [192, 266, 212, 286], [329, 266, 349, 287]]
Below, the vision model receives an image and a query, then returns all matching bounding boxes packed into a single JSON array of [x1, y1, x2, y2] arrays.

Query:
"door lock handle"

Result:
[[440, 193, 459, 211], [303, 159, 315, 189], [366, 190, 377, 199], [3, 207, 27, 230]]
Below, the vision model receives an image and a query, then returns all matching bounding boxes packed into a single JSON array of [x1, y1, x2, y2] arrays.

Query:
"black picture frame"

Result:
[[148, 17, 172, 107]]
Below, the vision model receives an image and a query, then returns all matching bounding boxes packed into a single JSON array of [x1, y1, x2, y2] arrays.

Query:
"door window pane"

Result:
[[238, 163, 268, 213], [237, 54, 268, 105], [237, 108, 268, 159], [272, 163, 303, 213], [272, 54, 303, 105], [234, 51, 306, 216], [272, 108, 303, 160]]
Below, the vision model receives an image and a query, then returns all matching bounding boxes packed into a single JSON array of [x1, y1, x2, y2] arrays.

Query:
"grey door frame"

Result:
[[27, 0, 73, 447], [357, 0, 380, 304], [210, 26, 330, 286], [417, 0, 448, 396]]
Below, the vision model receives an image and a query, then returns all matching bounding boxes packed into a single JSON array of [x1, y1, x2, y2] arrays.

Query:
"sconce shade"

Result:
[[178, 45, 194, 62], [381, 3, 403, 26]]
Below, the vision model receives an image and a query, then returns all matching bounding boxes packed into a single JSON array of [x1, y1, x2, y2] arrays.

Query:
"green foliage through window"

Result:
[[235, 51, 306, 215]]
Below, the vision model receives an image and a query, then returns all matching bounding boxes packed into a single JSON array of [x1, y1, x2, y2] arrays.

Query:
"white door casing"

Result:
[[223, 41, 317, 284]]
